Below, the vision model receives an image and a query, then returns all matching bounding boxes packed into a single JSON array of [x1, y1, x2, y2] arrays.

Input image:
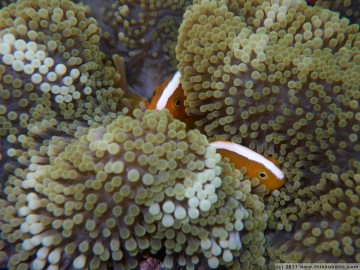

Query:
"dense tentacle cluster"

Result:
[[0, 0, 125, 127], [0, 109, 267, 269], [266, 163, 360, 265], [1, 0, 359, 268], [315, 0, 360, 24], [83, 0, 191, 98], [177, 0, 359, 182], [0, 0, 15, 8], [0, 0, 127, 182], [176, 0, 360, 263]]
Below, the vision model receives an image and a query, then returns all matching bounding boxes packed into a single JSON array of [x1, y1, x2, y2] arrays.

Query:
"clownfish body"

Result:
[[148, 71, 188, 122], [210, 141, 285, 191]]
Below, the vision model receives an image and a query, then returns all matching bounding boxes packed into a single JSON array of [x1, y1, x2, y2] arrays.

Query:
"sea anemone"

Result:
[[315, 0, 360, 24], [0, 0, 16, 8], [266, 164, 360, 265], [1, 0, 359, 268], [1, 109, 267, 269], [176, 0, 360, 263], [0, 0, 126, 183], [177, 0, 359, 192], [82, 0, 192, 98]]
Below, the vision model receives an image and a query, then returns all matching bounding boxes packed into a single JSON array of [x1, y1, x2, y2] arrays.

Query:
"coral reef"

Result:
[[0, 109, 267, 269], [176, 0, 360, 263]]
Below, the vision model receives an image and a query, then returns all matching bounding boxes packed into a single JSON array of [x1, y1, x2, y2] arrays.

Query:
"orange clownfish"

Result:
[[147, 71, 187, 122], [210, 141, 285, 191]]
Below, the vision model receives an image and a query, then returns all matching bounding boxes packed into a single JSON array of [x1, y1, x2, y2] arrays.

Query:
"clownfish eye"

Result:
[[258, 172, 267, 179], [152, 89, 157, 97], [175, 97, 182, 107]]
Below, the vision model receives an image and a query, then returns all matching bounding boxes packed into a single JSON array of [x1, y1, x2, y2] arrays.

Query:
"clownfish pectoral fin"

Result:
[[111, 54, 150, 109], [112, 54, 127, 91], [209, 140, 285, 191], [121, 95, 149, 111], [122, 85, 149, 110]]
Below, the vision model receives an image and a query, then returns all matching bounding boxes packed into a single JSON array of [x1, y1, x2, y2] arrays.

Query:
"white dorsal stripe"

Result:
[[210, 141, 284, 180], [156, 71, 181, 110]]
